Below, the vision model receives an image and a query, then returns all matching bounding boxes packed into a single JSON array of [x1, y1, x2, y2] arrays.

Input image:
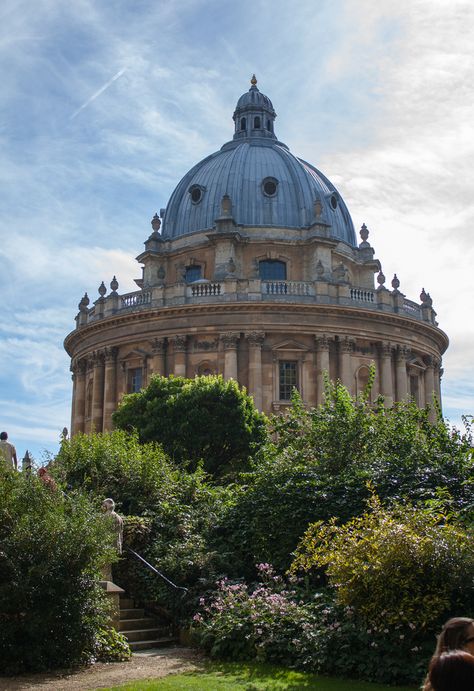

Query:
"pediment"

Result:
[[120, 348, 149, 361], [272, 338, 308, 352]]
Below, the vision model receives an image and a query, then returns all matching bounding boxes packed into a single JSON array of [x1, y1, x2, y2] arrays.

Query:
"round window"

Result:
[[330, 194, 338, 210], [262, 178, 278, 197], [190, 187, 202, 203]]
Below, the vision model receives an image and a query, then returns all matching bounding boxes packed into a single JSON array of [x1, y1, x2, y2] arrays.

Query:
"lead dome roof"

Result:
[[161, 77, 356, 247]]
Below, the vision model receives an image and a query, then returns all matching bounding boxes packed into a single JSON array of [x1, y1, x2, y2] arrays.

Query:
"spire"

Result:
[[250, 74, 257, 87]]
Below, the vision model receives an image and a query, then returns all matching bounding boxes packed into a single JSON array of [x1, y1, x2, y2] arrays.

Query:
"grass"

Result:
[[99, 661, 418, 690]]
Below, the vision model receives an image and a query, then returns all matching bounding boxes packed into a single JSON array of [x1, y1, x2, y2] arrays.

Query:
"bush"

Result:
[[112, 375, 267, 479], [94, 627, 131, 662], [291, 494, 474, 630], [53, 430, 179, 515], [0, 467, 113, 673]]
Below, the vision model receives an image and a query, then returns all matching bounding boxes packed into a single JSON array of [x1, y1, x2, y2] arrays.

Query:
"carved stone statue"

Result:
[[101, 498, 124, 555]]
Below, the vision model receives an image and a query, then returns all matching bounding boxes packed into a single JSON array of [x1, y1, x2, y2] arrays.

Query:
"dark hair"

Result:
[[0, 432, 7, 440], [434, 618, 474, 655], [429, 650, 474, 691]]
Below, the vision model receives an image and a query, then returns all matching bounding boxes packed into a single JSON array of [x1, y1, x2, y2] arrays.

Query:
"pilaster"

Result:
[[245, 331, 265, 409], [220, 332, 240, 381]]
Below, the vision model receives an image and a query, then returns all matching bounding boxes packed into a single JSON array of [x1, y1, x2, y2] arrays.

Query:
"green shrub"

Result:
[[112, 375, 268, 479], [0, 467, 113, 673], [291, 494, 474, 630], [94, 626, 131, 662], [53, 430, 179, 514]]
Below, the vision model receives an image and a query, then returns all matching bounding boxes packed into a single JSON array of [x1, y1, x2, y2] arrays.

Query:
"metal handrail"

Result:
[[125, 546, 188, 596]]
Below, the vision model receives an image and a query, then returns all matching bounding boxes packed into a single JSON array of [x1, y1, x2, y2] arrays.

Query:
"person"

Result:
[[0, 431, 17, 470], [428, 650, 474, 691], [423, 618, 474, 690]]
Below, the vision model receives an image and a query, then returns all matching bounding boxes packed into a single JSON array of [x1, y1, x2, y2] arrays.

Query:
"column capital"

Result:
[[339, 337, 355, 354], [72, 358, 87, 376], [380, 342, 393, 358], [173, 335, 187, 352], [151, 337, 167, 354], [220, 332, 240, 350], [245, 331, 265, 347], [104, 346, 118, 363], [93, 350, 105, 367], [396, 345, 410, 362], [423, 354, 434, 368], [315, 334, 331, 351]]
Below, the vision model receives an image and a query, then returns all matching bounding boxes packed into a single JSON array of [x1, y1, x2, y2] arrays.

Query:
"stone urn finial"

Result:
[[78, 292, 90, 311], [391, 274, 400, 291], [221, 194, 232, 217], [377, 270, 386, 286], [110, 276, 119, 293], [151, 213, 161, 233], [98, 281, 107, 298], [360, 223, 369, 243]]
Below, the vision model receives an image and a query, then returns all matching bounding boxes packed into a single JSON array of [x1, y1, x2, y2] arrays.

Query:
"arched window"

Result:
[[128, 367, 143, 393], [259, 260, 286, 281], [410, 374, 420, 405], [254, 116, 261, 129], [185, 265, 202, 283], [241, 117, 246, 131], [267, 119, 271, 131]]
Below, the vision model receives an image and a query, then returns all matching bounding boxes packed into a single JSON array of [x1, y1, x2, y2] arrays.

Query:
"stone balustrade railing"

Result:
[[120, 290, 152, 309], [187, 282, 222, 297], [79, 280, 435, 327], [262, 280, 314, 296], [350, 287, 375, 303]]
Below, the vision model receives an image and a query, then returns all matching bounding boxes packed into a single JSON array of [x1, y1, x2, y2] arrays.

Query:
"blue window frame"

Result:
[[129, 367, 143, 393]]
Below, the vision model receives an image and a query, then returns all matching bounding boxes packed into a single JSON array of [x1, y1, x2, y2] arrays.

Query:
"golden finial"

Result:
[[250, 74, 257, 86]]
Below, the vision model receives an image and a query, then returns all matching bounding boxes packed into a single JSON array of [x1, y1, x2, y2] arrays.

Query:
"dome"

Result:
[[161, 78, 356, 247]]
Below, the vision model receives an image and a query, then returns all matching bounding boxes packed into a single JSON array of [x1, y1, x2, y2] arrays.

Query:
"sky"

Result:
[[0, 0, 473, 463]]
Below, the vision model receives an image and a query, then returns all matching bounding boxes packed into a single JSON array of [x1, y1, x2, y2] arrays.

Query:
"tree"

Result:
[[112, 375, 267, 478]]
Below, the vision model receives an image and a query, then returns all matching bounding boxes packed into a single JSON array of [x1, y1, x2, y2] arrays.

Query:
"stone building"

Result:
[[64, 76, 448, 435]]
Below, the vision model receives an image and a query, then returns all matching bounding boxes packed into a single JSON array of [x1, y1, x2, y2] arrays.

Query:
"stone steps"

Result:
[[119, 594, 178, 653]]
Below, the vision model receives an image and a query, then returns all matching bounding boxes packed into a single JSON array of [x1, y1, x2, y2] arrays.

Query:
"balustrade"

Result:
[[350, 288, 375, 303], [120, 291, 152, 309]]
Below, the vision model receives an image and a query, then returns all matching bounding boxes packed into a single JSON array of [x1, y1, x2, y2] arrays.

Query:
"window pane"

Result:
[[259, 260, 287, 281], [279, 361, 297, 400], [130, 368, 143, 393], [185, 265, 202, 283]]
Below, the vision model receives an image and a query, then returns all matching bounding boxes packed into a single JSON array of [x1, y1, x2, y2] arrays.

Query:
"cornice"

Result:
[[64, 301, 449, 356]]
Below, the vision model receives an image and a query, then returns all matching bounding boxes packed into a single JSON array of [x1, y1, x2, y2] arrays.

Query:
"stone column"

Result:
[[173, 336, 187, 376], [103, 347, 118, 431], [434, 359, 443, 407], [315, 335, 331, 405], [150, 338, 166, 377], [379, 342, 394, 406], [91, 350, 105, 433], [245, 331, 264, 409], [71, 359, 87, 435], [339, 337, 355, 393], [221, 332, 240, 381], [395, 346, 409, 401]]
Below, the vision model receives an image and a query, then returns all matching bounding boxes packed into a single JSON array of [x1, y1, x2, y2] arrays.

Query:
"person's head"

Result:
[[0, 432, 7, 441], [429, 650, 474, 691], [101, 498, 115, 513], [434, 618, 474, 657]]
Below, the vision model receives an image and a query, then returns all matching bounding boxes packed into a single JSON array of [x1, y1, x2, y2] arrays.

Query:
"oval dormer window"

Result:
[[189, 184, 205, 204], [262, 177, 278, 197], [330, 194, 338, 210]]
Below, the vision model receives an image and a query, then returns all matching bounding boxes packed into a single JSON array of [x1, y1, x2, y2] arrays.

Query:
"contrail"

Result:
[[70, 68, 126, 119]]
